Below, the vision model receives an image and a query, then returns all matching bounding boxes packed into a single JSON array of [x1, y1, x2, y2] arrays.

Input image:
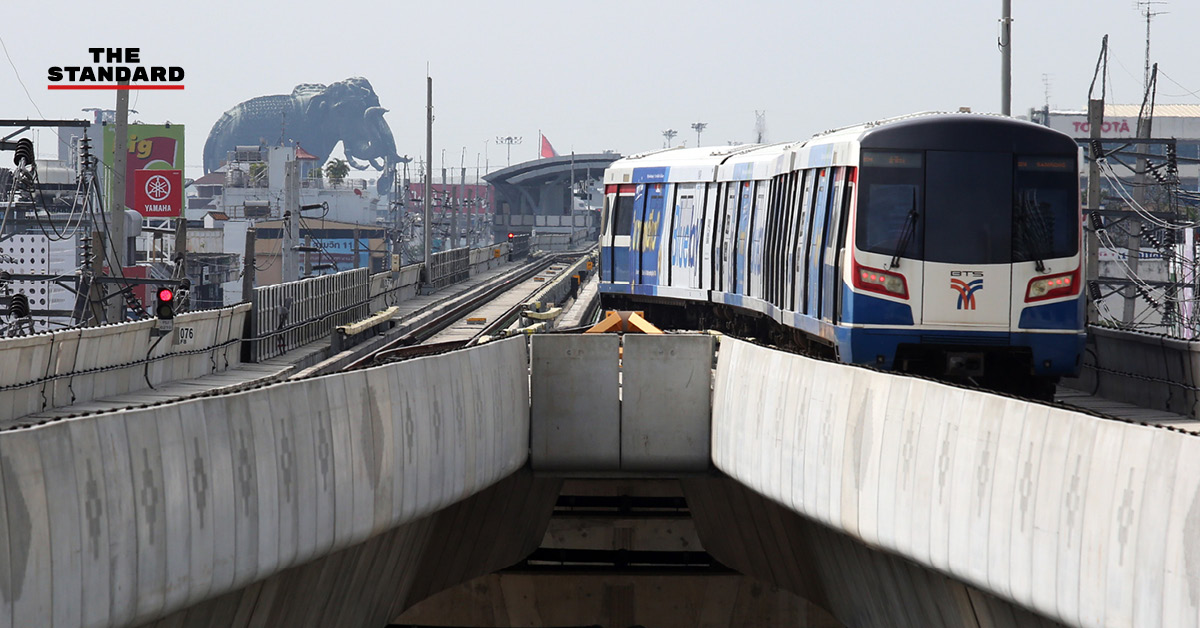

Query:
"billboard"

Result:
[[133, 169, 183, 217], [103, 123, 185, 214]]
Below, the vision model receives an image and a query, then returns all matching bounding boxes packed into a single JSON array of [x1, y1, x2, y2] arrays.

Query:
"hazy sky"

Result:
[[4, 0, 1199, 181]]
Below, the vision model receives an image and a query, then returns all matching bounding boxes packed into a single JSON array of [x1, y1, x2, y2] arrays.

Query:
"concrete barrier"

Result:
[[0, 337, 530, 628], [529, 333, 711, 472], [1067, 325, 1200, 417], [0, 304, 250, 425], [711, 337, 1200, 628]]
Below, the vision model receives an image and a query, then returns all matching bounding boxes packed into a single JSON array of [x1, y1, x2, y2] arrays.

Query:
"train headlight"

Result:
[[1025, 268, 1081, 302]]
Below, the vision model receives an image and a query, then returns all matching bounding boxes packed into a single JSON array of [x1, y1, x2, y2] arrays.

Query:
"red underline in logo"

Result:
[[47, 84, 185, 90]]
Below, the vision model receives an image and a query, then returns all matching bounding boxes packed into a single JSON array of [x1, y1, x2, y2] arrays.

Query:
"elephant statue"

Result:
[[202, 77, 407, 194]]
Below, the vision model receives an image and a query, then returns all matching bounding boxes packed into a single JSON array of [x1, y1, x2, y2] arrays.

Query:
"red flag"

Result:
[[540, 133, 558, 159]]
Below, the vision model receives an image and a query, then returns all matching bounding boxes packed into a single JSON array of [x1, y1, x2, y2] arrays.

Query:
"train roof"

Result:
[[604, 112, 1075, 185]]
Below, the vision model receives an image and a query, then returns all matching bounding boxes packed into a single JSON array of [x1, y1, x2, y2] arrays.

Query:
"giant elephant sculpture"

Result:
[[202, 77, 406, 194]]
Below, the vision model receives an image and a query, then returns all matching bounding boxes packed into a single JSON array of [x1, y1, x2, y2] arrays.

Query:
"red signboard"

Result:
[[133, 169, 182, 217]]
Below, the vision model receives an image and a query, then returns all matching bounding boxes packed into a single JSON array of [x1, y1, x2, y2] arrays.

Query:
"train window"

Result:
[[1013, 156, 1079, 262], [856, 151, 923, 258], [613, 194, 635, 236], [924, 151, 1012, 264]]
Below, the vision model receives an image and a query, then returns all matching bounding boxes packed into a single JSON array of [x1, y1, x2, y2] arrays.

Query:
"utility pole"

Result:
[[424, 76, 432, 276], [1000, 0, 1012, 116], [1086, 98, 1103, 323], [282, 159, 299, 282], [106, 81, 130, 323], [1124, 64, 1157, 324], [242, 228, 256, 303]]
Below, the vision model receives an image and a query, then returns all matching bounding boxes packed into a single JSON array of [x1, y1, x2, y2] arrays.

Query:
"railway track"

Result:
[[343, 251, 588, 369]]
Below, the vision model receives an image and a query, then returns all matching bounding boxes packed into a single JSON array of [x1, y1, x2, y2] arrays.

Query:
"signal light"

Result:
[[508, 232, 514, 241], [156, 287, 175, 320]]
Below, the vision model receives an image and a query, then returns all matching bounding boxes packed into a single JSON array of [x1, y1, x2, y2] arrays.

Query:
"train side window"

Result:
[[613, 194, 635, 236]]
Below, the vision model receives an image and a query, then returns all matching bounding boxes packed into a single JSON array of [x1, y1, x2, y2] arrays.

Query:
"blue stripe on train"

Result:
[[1018, 298, 1084, 330]]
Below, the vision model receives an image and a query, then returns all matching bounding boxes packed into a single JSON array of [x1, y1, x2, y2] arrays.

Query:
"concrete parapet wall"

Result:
[[530, 334, 711, 472], [711, 337, 1200, 628], [1068, 325, 1200, 417], [0, 304, 250, 424], [0, 337, 531, 628]]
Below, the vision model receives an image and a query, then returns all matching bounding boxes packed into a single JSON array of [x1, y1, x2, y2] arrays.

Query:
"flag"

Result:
[[540, 132, 558, 159]]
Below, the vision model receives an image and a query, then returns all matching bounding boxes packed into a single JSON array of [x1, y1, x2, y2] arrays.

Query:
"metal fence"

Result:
[[249, 267, 370, 362], [426, 246, 470, 290]]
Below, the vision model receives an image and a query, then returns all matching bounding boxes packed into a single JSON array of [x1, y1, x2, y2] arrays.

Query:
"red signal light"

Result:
[[158, 288, 174, 302], [508, 232, 514, 240]]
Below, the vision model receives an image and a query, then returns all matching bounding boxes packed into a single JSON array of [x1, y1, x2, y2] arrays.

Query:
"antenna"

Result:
[[1042, 74, 1051, 112], [1136, 1, 1168, 94]]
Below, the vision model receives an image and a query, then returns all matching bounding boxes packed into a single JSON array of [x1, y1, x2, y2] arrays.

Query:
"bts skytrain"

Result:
[[598, 112, 1085, 397]]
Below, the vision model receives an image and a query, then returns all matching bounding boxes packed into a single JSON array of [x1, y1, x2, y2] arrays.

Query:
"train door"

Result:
[[638, 182, 668, 286], [630, 184, 648, 286], [669, 184, 699, 290], [735, 181, 754, 295], [806, 168, 831, 315], [601, 186, 616, 282], [603, 185, 637, 284], [701, 183, 718, 292], [920, 151, 1012, 328], [831, 168, 856, 322], [794, 170, 816, 314], [782, 171, 800, 311], [820, 168, 846, 322], [750, 182, 769, 300], [720, 183, 739, 293]]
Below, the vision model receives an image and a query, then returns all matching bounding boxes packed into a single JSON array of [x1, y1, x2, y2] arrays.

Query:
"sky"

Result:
[[3, 0, 1199, 183]]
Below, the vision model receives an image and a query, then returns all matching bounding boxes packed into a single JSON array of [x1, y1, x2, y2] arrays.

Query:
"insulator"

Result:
[[1088, 281, 1102, 301], [1090, 140, 1104, 160], [1089, 212, 1104, 231], [13, 138, 34, 167]]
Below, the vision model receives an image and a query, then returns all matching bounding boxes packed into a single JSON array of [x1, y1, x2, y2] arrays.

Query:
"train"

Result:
[[598, 112, 1085, 398]]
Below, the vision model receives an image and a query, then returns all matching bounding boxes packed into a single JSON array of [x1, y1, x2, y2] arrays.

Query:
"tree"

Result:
[[324, 158, 350, 186]]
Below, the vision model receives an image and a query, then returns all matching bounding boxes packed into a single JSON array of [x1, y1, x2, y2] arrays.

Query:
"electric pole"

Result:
[[424, 76, 432, 274], [106, 80, 130, 323], [1000, 0, 1012, 116], [282, 160, 299, 282]]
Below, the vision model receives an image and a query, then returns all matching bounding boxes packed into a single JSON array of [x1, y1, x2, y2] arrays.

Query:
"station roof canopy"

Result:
[[483, 153, 621, 187]]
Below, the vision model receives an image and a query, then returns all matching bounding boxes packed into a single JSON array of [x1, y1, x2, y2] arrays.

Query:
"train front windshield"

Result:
[[856, 150, 1078, 263]]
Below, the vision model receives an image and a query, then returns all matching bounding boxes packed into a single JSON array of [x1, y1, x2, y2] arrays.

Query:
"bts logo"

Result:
[[950, 278, 984, 310]]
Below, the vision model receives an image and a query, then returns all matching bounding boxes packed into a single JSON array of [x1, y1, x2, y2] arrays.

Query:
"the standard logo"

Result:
[[47, 47, 184, 90], [950, 278, 984, 310]]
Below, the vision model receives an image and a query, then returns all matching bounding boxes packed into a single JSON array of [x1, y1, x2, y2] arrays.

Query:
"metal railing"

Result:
[[249, 267, 370, 361], [425, 246, 470, 290]]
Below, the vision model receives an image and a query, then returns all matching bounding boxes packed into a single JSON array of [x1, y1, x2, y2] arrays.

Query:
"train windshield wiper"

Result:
[[1014, 192, 1047, 272], [888, 190, 918, 269]]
